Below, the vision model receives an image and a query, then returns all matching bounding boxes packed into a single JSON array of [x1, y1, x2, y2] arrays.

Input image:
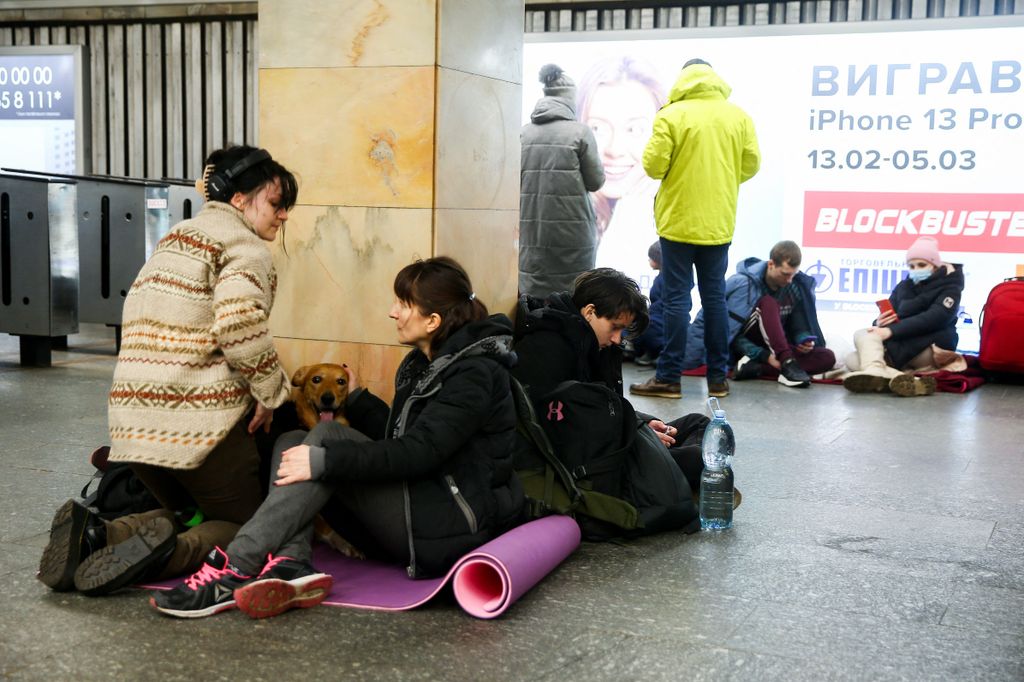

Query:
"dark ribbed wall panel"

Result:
[[0, 16, 257, 180], [525, 0, 1020, 31]]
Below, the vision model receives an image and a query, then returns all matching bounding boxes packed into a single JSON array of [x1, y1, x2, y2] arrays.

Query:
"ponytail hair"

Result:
[[393, 256, 488, 355]]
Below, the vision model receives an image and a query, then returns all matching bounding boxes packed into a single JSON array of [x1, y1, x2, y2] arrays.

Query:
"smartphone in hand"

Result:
[[876, 298, 899, 322]]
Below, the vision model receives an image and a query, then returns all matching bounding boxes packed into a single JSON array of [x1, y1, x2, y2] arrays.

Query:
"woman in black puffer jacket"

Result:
[[152, 257, 524, 619]]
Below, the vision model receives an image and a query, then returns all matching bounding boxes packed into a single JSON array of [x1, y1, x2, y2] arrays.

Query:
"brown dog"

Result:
[[291, 363, 350, 430], [289, 363, 364, 559]]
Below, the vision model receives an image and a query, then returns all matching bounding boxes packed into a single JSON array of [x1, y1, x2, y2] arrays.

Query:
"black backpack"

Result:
[[512, 378, 699, 540], [80, 447, 162, 520]]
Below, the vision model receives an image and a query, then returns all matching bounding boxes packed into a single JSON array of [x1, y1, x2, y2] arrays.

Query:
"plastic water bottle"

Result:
[[699, 397, 735, 530]]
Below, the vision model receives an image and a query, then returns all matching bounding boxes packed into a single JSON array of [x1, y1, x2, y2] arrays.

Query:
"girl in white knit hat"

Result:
[[842, 236, 966, 396]]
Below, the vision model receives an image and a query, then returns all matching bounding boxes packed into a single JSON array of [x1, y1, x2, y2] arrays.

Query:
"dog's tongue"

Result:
[[319, 411, 334, 423]]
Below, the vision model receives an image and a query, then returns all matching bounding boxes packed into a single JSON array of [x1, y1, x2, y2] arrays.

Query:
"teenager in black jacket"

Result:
[[843, 236, 965, 396], [152, 257, 525, 619], [512, 268, 711, 491]]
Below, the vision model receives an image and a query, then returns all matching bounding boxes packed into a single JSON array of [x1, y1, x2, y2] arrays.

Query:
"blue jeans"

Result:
[[655, 238, 730, 383]]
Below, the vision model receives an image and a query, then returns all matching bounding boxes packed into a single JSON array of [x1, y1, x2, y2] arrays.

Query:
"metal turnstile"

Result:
[[165, 178, 205, 226], [0, 173, 79, 366], [3, 170, 202, 351]]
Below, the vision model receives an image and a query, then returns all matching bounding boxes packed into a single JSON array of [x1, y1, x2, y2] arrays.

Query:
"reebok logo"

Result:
[[213, 584, 234, 602], [546, 400, 564, 422]]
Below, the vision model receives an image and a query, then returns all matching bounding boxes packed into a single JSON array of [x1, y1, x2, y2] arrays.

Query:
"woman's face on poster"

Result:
[[584, 80, 658, 200]]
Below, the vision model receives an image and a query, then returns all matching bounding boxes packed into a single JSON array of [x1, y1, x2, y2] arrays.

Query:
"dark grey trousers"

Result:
[[226, 421, 408, 575]]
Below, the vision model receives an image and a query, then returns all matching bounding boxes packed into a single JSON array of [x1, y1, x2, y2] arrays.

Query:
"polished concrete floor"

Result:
[[1, 324, 1022, 681]]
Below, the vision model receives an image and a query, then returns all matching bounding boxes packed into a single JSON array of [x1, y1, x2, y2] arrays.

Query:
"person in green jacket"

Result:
[[628, 58, 760, 400]]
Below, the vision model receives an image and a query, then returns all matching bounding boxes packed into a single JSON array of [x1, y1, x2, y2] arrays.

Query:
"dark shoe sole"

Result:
[[234, 574, 333, 619], [37, 499, 92, 591], [74, 517, 175, 596], [843, 374, 890, 393], [890, 374, 937, 397]]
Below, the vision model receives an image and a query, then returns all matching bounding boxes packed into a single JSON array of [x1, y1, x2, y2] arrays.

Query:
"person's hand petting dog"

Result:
[[248, 402, 274, 434], [276, 445, 312, 485], [343, 363, 358, 392]]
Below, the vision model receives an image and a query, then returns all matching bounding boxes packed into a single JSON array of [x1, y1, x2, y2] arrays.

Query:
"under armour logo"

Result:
[[546, 400, 565, 421]]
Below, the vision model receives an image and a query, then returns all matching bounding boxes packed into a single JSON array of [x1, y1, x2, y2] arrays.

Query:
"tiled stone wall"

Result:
[[259, 0, 523, 400]]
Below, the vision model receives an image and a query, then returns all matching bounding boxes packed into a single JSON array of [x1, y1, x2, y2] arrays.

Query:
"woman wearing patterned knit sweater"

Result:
[[38, 146, 299, 596]]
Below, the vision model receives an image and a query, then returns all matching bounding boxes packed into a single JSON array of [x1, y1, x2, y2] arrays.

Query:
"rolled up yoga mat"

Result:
[[145, 515, 581, 619], [317, 514, 581, 618]]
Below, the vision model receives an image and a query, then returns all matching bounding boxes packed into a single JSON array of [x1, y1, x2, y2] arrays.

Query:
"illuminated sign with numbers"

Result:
[[0, 46, 89, 173]]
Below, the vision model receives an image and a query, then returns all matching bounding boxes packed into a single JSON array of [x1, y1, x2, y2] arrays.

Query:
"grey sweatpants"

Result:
[[226, 421, 409, 576]]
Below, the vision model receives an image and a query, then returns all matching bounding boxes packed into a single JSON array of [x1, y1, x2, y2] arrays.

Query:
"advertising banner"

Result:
[[524, 18, 1024, 353]]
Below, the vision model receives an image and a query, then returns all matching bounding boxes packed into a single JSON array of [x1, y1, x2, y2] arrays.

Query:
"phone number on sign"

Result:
[[807, 149, 976, 171]]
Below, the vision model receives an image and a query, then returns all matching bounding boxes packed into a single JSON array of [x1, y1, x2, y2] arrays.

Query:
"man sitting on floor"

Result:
[[682, 240, 836, 388]]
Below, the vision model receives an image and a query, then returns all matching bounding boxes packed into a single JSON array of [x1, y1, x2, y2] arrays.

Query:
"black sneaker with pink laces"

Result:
[[150, 547, 253, 618], [234, 555, 333, 620]]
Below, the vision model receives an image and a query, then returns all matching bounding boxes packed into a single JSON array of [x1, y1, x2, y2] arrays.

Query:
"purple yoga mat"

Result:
[[145, 515, 581, 619], [317, 514, 580, 618]]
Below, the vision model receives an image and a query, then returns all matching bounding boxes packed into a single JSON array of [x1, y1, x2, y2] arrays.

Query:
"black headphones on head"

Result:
[[205, 148, 271, 202]]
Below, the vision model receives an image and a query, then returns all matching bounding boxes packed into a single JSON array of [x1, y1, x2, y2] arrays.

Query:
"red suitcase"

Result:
[[979, 277, 1024, 374]]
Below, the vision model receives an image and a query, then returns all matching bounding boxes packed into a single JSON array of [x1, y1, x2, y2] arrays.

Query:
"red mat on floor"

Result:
[[679, 359, 985, 393]]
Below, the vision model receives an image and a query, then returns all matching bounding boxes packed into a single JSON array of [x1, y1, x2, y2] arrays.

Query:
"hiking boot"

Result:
[[629, 376, 681, 398], [889, 374, 937, 397], [234, 555, 333, 620], [37, 499, 104, 591], [777, 358, 811, 388], [150, 547, 253, 618], [74, 517, 175, 596], [843, 372, 891, 393], [707, 379, 729, 398], [634, 352, 658, 367], [733, 355, 763, 381]]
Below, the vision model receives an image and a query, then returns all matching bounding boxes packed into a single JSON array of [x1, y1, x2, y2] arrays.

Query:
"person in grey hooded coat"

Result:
[[519, 64, 605, 299]]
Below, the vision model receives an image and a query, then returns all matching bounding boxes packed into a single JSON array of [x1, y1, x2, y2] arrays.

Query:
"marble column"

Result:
[[258, 0, 523, 400]]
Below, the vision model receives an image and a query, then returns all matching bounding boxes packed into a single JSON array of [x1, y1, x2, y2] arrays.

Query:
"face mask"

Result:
[[908, 268, 933, 283]]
